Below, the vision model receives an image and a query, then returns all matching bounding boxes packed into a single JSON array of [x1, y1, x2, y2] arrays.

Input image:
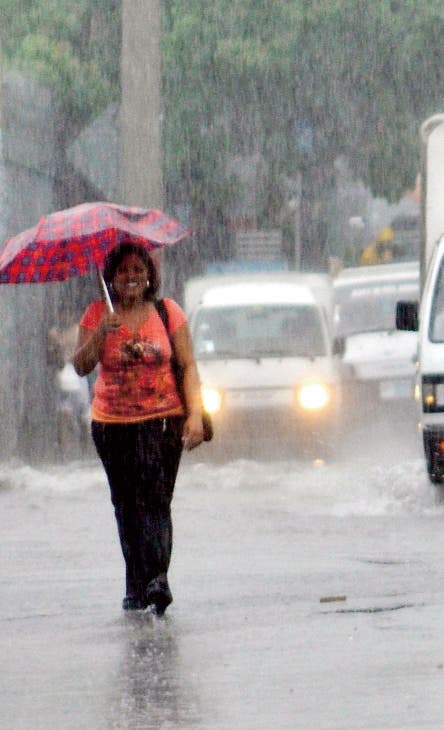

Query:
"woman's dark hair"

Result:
[[103, 242, 160, 301]]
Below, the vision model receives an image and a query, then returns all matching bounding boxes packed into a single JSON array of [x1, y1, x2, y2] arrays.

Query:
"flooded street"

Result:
[[2, 3, 443, 729], [2, 417, 444, 729]]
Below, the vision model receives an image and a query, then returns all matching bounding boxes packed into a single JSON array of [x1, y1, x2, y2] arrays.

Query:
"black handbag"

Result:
[[155, 299, 213, 442]]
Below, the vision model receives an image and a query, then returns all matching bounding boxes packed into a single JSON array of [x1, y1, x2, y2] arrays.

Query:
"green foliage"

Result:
[[0, 0, 120, 125], [311, 0, 443, 201], [162, 0, 444, 214], [15, 33, 113, 122], [2, 0, 444, 251]]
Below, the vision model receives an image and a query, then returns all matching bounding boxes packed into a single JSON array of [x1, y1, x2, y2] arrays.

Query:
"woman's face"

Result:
[[113, 253, 149, 303]]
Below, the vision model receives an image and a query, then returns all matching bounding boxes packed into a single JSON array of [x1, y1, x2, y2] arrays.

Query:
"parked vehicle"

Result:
[[397, 115, 444, 483], [334, 261, 419, 420], [185, 271, 344, 459]]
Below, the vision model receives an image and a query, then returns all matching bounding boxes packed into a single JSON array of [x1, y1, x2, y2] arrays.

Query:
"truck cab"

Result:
[[398, 234, 444, 482], [396, 114, 444, 483]]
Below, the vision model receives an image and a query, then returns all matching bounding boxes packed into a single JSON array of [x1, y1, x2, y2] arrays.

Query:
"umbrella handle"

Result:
[[96, 267, 114, 313]]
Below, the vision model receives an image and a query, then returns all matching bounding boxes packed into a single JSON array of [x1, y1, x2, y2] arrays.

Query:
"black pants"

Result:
[[92, 417, 184, 605]]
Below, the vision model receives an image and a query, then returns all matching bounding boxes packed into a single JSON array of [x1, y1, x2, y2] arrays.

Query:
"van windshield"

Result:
[[334, 280, 419, 337], [192, 304, 326, 358]]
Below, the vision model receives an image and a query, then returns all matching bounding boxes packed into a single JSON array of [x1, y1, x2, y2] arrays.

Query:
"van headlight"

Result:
[[201, 385, 223, 415], [296, 383, 331, 411], [422, 377, 444, 412]]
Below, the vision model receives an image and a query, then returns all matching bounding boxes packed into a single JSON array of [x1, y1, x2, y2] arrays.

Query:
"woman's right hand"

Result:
[[97, 312, 122, 336], [74, 312, 121, 376]]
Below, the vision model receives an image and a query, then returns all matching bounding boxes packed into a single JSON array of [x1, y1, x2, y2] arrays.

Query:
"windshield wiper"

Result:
[[199, 349, 240, 358], [340, 327, 397, 337], [245, 348, 292, 358]]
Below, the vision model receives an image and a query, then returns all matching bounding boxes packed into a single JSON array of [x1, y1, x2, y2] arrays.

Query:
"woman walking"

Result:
[[73, 242, 203, 614]]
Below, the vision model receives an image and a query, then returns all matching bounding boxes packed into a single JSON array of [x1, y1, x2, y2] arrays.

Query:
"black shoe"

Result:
[[146, 574, 173, 616], [122, 595, 147, 611]]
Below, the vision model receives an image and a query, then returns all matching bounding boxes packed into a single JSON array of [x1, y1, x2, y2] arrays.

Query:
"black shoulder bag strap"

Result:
[[155, 298, 171, 337], [155, 297, 182, 389], [155, 299, 213, 441]]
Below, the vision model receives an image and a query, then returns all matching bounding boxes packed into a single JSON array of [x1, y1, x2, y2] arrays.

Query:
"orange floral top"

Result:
[[80, 299, 186, 423]]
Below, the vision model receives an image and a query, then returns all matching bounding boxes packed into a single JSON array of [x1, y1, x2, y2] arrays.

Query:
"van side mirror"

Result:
[[332, 336, 346, 356], [396, 301, 419, 331]]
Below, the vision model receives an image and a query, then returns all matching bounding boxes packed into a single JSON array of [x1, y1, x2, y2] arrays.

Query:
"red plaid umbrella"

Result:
[[0, 202, 191, 284]]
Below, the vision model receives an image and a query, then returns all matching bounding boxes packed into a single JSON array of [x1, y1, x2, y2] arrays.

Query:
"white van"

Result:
[[333, 262, 419, 419], [185, 272, 344, 458]]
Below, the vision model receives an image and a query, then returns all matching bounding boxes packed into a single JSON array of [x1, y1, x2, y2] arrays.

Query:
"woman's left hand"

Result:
[[182, 413, 204, 451]]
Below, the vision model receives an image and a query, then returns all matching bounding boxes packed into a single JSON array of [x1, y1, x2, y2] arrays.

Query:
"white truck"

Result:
[[397, 114, 444, 483], [184, 270, 344, 459]]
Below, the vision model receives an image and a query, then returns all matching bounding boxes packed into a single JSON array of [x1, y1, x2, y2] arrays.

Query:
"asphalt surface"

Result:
[[2, 417, 444, 729]]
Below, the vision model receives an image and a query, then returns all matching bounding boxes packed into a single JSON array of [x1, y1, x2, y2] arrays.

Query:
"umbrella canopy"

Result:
[[0, 202, 191, 284]]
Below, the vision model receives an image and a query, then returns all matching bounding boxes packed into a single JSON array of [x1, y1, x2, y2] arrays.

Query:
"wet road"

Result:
[[2, 415, 444, 729]]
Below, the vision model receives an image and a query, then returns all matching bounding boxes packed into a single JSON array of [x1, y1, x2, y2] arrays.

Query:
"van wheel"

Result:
[[307, 430, 338, 462], [428, 464, 444, 484], [425, 450, 444, 484], [423, 432, 444, 484]]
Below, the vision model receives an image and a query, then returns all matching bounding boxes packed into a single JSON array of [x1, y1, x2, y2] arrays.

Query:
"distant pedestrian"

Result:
[[47, 317, 91, 461], [360, 226, 394, 265]]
